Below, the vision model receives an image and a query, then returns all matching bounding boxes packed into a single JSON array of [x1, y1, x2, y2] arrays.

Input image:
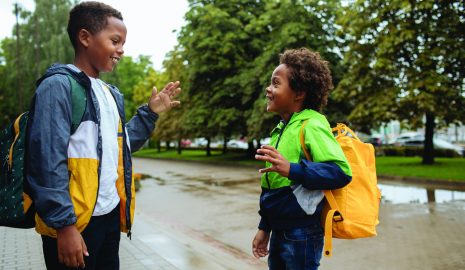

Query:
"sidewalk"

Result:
[[0, 211, 266, 270], [0, 213, 177, 270], [3, 201, 465, 270]]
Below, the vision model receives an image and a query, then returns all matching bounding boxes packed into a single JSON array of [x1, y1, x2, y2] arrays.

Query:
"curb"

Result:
[[379, 175, 465, 191]]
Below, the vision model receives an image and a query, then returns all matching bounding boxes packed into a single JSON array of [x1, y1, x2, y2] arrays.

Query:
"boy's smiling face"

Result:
[[79, 16, 127, 77], [266, 64, 304, 121]]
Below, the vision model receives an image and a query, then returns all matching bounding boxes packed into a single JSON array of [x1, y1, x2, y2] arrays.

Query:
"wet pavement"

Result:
[[1, 157, 465, 269]]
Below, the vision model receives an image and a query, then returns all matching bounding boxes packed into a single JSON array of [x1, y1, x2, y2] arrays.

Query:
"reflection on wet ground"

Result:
[[133, 158, 465, 270], [379, 181, 465, 204], [144, 170, 465, 205]]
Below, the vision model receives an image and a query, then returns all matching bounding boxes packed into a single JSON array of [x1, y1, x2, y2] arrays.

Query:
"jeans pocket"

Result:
[[283, 224, 323, 242]]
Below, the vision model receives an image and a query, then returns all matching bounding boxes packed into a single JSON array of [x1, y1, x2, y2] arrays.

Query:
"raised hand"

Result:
[[148, 81, 181, 114], [255, 145, 291, 177]]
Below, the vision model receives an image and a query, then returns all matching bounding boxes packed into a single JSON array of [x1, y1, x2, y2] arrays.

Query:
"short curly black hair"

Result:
[[67, 1, 123, 49], [279, 48, 333, 112]]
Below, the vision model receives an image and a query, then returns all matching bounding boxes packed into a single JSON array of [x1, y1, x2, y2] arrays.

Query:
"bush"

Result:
[[380, 146, 461, 158]]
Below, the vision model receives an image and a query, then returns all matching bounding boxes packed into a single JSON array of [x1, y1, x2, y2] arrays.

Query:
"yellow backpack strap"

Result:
[[8, 112, 27, 170], [332, 123, 360, 141], [299, 120, 311, 161], [299, 120, 344, 257]]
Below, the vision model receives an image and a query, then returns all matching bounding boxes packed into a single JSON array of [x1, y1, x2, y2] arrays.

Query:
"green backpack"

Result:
[[0, 75, 86, 228]]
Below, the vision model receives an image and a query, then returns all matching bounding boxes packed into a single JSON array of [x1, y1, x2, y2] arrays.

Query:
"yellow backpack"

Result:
[[299, 122, 381, 257]]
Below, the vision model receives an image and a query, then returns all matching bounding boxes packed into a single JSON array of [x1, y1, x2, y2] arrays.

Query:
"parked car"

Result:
[[390, 133, 464, 156], [180, 139, 191, 147], [367, 134, 386, 146], [227, 139, 249, 149], [190, 138, 208, 147]]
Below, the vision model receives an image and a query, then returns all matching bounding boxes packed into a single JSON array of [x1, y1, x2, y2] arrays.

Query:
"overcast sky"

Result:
[[0, 0, 189, 70]]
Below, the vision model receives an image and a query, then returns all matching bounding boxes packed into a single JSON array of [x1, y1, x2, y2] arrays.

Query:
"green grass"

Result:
[[375, 156, 465, 182], [134, 149, 465, 182], [133, 149, 263, 167]]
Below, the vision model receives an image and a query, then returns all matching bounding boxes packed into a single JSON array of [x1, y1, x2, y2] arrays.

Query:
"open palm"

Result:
[[148, 81, 181, 114]]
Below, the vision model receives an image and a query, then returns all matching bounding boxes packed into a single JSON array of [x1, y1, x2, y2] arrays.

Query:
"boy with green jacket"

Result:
[[252, 48, 352, 270]]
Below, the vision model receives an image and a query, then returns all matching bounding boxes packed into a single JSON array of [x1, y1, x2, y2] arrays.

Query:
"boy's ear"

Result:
[[77, 29, 92, 48], [294, 90, 306, 101]]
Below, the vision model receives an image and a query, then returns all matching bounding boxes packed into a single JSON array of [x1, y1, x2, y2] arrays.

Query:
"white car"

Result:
[[391, 133, 464, 156], [227, 140, 249, 149]]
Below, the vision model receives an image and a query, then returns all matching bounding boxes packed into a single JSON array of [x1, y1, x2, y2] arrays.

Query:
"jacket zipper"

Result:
[[265, 120, 287, 189], [108, 87, 132, 239]]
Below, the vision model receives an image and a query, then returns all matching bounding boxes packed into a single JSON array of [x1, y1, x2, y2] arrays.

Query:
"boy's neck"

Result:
[[73, 57, 99, 78], [281, 106, 305, 123]]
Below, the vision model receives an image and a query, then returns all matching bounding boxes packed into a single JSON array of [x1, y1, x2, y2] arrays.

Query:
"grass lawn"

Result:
[[375, 156, 465, 182], [134, 149, 465, 182], [134, 148, 263, 167]]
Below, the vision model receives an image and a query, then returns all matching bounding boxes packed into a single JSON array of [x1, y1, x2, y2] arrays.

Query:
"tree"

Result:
[[178, 0, 266, 155], [242, 0, 345, 141], [0, 0, 74, 127], [133, 46, 189, 154], [335, 0, 465, 164]]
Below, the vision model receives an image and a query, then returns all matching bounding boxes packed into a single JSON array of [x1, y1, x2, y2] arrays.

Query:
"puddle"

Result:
[[142, 170, 465, 205], [379, 182, 465, 204]]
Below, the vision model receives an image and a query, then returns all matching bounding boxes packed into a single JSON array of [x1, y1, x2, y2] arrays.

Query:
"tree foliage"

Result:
[[178, 0, 345, 155], [243, 0, 345, 140], [178, 0, 267, 154], [0, 0, 74, 127], [335, 0, 465, 163]]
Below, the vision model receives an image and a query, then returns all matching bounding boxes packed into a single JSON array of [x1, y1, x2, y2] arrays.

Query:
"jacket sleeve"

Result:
[[126, 104, 159, 153], [289, 161, 351, 190], [258, 213, 271, 233], [288, 119, 352, 190], [26, 75, 77, 229]]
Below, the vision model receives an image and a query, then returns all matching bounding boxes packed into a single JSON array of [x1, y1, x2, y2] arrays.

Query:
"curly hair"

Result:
[[279, 48, 333, 112], [67, 1, 123, 49]]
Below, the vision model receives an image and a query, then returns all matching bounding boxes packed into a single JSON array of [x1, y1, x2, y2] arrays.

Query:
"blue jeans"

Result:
[[268, 224, 324, 270]]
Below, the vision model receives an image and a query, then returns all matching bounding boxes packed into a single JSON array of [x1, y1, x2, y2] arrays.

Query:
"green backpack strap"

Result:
[[66, 75, 86, 134]]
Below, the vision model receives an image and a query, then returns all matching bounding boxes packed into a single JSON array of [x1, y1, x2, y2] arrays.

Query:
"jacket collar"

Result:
[[270, 109, 318, 135], [36, 63, 91, 90]]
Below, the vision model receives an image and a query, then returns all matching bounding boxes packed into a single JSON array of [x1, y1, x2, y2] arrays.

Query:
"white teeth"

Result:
[[111, 57, 120, 63]]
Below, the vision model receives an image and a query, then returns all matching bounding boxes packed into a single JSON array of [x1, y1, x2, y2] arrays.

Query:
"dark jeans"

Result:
[[268, 224, 324, 270], [42, 205, 121, 270]]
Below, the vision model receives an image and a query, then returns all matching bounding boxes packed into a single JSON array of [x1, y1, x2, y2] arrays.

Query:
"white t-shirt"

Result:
[[89, 77, 121, 216]]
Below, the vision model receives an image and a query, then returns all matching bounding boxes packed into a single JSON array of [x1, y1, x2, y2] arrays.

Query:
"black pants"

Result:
[[42, 205, 121, 270]]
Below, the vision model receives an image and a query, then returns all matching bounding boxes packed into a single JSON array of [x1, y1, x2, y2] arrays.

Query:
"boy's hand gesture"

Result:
[[57, 225, 89, 268], [255, 145, 291, 177], [148, 81, 181, 114], [252, 229, 270, 258]]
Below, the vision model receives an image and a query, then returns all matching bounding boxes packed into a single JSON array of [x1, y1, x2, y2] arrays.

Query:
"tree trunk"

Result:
[[256, 138, 262, 150], [177, 138, 182, 155], [157, 140, 161, 153], [14, 3, 23, 112], [222, 137, 228, 154], [247, 141, 254, 158], [422, 113, 435, 164], [206, 137, 211, 156]]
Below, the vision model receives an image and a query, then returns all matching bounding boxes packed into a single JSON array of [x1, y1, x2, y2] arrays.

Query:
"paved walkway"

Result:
[[0, 213, 177, 270], [0, 210, 265, 270], [3, 201, 465, 270], [2, 158, 465, 270]]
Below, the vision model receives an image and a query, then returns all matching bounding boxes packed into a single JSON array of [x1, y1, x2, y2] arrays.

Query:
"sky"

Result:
[[0, 0, 189, 70]]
